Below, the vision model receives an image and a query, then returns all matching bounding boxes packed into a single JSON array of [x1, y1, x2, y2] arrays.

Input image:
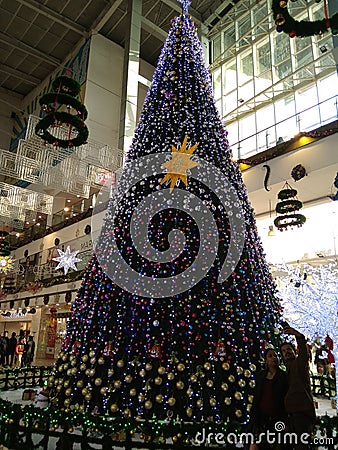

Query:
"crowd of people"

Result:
[[0, 330, 35, 368]]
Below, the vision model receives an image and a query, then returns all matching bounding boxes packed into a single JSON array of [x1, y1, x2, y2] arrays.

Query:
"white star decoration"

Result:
[[52, 246, 82, 275]]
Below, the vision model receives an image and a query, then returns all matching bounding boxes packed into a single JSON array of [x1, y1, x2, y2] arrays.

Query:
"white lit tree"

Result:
[[277, 262, 338, 410]]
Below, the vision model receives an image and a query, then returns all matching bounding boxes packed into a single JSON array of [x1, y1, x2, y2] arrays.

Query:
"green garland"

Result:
[[278, 188, 298, 200], [276, 199, 303, 214], [274, 213, 306, 230], [35, 111, 89, 148], [0, 398, 336, 445], [52, 76, 81, 97], [39, 93, 88, 120], [272, 0, 338, 37]]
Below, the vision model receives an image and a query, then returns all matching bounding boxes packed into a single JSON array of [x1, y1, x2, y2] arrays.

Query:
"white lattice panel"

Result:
[[0, 181, 53, 215]]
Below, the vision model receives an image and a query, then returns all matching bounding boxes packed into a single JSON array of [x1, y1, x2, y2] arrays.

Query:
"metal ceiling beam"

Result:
[[92, 0, 125, 32], [141, 16, 167, 41], [0, 32, 60, 67], [160, 0, 202, 24], [0, 64, 41, 85], [202, 0, 234, 27], [15, 0, 87, 36]]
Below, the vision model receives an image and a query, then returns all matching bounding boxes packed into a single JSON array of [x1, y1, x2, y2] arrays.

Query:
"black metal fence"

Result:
[[0, 366, 51, 391]]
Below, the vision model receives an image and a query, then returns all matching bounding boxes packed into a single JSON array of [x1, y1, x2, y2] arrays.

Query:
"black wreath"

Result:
[[52, 76, 81, 97], [35, 111, 89, 148], [274, 213, 306, 230], [39, 93, 88, 120], [277, 188, 298, 200], [272, 0, 338, 37], [276, 199, 303, 214], [291, 164, 307, 182]]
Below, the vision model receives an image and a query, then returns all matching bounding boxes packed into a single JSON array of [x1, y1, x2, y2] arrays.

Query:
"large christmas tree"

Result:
[[50, 0, 281, 441]]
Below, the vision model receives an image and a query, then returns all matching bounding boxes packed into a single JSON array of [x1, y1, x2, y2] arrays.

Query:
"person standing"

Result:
[[280, 324, 316, 449], [0, 331, 9, 366], [16, 337, 25, 367], [249, 348, 288, 450], [23, 335, 35, 366], [8, 332, 17, 367]]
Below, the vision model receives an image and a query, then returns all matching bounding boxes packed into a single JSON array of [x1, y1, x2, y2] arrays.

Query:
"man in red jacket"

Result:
[[280, 324, 316, 449]]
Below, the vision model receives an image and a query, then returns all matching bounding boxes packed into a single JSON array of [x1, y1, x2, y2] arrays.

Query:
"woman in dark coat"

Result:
[[249, 348, 289, 450]]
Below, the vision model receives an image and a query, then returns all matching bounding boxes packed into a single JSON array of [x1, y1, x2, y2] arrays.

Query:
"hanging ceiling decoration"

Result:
[[35, 75, 89, 149], [0, 181, 53, 215], [0, 116, 124, 199], [274, 182, 306, 231]]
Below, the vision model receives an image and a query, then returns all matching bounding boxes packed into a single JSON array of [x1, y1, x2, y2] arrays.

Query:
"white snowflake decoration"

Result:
[[52, 246, 82, 275]]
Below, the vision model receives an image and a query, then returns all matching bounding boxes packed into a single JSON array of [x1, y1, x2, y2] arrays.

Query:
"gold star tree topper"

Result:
[[160, 136, 199, 192]]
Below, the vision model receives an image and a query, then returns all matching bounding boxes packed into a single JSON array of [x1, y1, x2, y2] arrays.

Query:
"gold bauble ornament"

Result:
[[71, 359, 77, 367], [154, 377, 162, 385], [125, 374, 133, 383], [85, 393, 91, 401], [63, 363, 69, 370], [82, 355, 89, 362], [85, 369, 90, 376], [139, 369, 146, 377], [48, 376, 55, 383], [221, 382, 228, 391], [235, 409, 242, 418], [95, 378, 102, 386], [224, 397, 231, 405], [172, 436, 178, 443], [249, 364, 256, 371], [58, 365, 63, 372], [196, 399, 203, 408], [167, 397, 176, 406], [89, 350, 95, 358], [248, 395, 254, 403], [167, 372, 175, 380], [64, 399, 70, 406], [222, 362, 230, 371], [56, 385, 62, 392], [176, 380, 184, 389], [64, 380, 69, 388], [228, 375, 235, 383], [108, 368, 114, 377], [234, 391, 242, 400], [80, 364, 86, 371], [158, 366, 166, 375], [138, 394, 145, 402], [114, 380, 121, 389], [90, 357, 96, 365], [144, 400, 153, 409], [117, 360, 124, 368], [66, 369, 72, 376], [81, 388, 88, 396], [177, 363, 185, 371], [71, 368, 77, 375], [238, 379, 246, 388], [190, 375, 197, 383], [186, 407, 193, 417], [155, 394, 163, 403], [206, 379, 213, 387], [89, 369, 95, 377], [98, 357, 105, 365], [186, 388, 193, 397], [110, 403, 119, 412], [145, 363, 152, 371], [65, 388, 72, 396], [130, 388, 137, 396], [100, 387, 108, 394], [244, 369, 251, 378], [249, 380, 256, 388], [204, 362, 211, 370], [209, 397, 216, 407]]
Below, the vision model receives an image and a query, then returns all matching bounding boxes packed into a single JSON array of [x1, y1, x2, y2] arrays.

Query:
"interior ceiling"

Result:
[[0, 0, 230, 98]]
